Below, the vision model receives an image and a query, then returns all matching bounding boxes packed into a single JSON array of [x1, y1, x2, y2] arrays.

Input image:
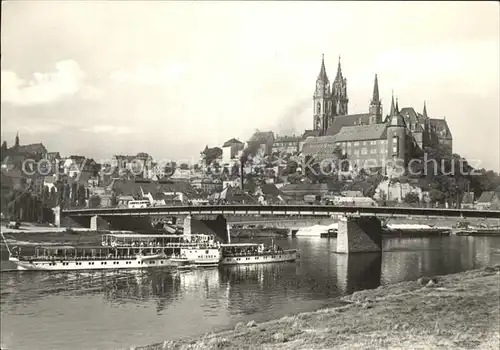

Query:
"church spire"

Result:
[[317, 54, 328, 82], [368, 74, 382, 124], [15, 131, 19, 147], [390, 91, 396, 116], [423, 100, 428, 118], [335, 55, 343, 81], [371, 74, 380, 104], [395, 97, 399, 113]]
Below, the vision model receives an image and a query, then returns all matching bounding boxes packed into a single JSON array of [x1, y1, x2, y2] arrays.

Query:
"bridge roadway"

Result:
[[62, 204, 500, 220]]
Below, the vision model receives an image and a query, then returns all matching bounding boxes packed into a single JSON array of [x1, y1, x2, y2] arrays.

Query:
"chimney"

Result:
[[240, 161, 245, 192]]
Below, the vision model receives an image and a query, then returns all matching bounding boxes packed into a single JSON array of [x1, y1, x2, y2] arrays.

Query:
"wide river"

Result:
[[2, 235, 500, 350]]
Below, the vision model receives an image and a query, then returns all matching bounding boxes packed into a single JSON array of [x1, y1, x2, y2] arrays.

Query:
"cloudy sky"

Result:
[[1, 1, 499, 170]]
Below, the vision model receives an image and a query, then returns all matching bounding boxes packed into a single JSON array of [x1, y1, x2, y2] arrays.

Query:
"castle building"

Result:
[[302, 55, 453, 175], [272, 134, 301, 155]]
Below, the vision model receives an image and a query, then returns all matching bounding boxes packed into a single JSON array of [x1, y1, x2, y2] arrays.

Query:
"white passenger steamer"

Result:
[[2, 232, 220, 271], [219, 237, 297, 266]]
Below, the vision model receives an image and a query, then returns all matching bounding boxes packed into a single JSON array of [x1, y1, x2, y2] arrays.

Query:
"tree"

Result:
[[88, 195, 101, 208], [77, 184, 86, 207], [403, 192, 420, 205], [70, 182, 78, 207], [231, 163, 240, 178], [201, 147, 223, 166], [429, 187, 444, 205], [179, 163, 190, 170], [163, 162, 176, 177], [110, 191, 118, 206], [281, 159, 298, 177], [62, 183, 71, 208], [50, 186, 56, 204], [287, 172, 302, 184], [1, 140, 7, 161]]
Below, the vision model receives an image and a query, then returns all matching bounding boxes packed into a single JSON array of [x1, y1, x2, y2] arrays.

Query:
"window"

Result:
[[361, 148, 368, 155], [392, 136, 399, 155], [353, 142, 360, 146], [354, 149, 359, 156], [316, 102, 321, 114], [370, 148, 377, 154]]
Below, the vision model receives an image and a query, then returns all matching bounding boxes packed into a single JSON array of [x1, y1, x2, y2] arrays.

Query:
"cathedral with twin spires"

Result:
[[313, 55, 349, 136], [302, 55, 453, 174]]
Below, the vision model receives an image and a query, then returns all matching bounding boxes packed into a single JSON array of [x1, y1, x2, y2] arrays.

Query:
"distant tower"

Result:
[[331, 56, 348, 117], [368, 74, 383, 124], [313, 54, 333, 135], [386, 103, 407, 176], [15, 132, 19, 148], [389, 91, 396, 117], [422, 100, 431, 144]]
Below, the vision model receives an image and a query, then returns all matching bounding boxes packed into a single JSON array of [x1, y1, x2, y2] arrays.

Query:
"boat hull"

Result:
[[220, 251, 297, 265], [8, 257, 175, 271]]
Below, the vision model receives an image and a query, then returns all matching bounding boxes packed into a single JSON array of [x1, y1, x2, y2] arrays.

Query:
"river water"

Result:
[[2, 235, 500, 350]]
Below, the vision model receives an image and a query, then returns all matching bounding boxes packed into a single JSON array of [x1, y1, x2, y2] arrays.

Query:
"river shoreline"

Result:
[[139, 266, 500, 350]]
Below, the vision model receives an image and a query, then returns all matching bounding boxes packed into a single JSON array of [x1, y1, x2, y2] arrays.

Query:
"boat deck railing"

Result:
[[223, 249, 296, 258], [17, 254, 171, 261], [105, 242, 219, 249]]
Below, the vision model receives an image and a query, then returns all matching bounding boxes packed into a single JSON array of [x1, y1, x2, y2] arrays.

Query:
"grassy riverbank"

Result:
[[140, 266, 500, 350]]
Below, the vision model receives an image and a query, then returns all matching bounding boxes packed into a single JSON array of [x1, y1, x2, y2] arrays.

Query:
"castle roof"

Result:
[[399, 107, 426, 132], [388, 113, 407, 128], [274, 135, 301, 143], [326, 113, 370, 136], [136, 152, 151, 159], [399, 107, 423, 123], [429, 118, 452, 138], [11, 143, 47, 155], [222, 138, 243, 147], [302, 135, 338, 157], [335, 123, 388, 142], [302, 130, 321, 139]]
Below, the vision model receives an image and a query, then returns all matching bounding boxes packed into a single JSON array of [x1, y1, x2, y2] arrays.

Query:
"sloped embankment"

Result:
[[139, 266, 500, 350]]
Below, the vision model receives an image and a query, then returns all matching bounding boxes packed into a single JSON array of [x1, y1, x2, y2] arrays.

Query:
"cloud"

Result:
[[109, 62, 186, 86], [0, 60, 99, 106], [81, 125, 133, 135]]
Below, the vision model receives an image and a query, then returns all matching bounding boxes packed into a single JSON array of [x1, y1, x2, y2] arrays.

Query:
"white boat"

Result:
[[295, 223, 338, 237], [169, 249, 221, 267], [2, 231, 220, 271], [219, 240, 297, 266]]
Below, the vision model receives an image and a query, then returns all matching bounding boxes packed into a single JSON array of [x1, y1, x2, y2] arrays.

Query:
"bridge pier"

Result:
[[336, 215, 382, 254], [53, 206, 61, 227], [336, 253, 382, 294], [90, 215, 110, 231], [183, 215, 229, 242]]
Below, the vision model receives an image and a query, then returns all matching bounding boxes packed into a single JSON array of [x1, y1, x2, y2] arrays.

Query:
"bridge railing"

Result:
[[63, 201, 449, 211], [61, 203, 500, 219]]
